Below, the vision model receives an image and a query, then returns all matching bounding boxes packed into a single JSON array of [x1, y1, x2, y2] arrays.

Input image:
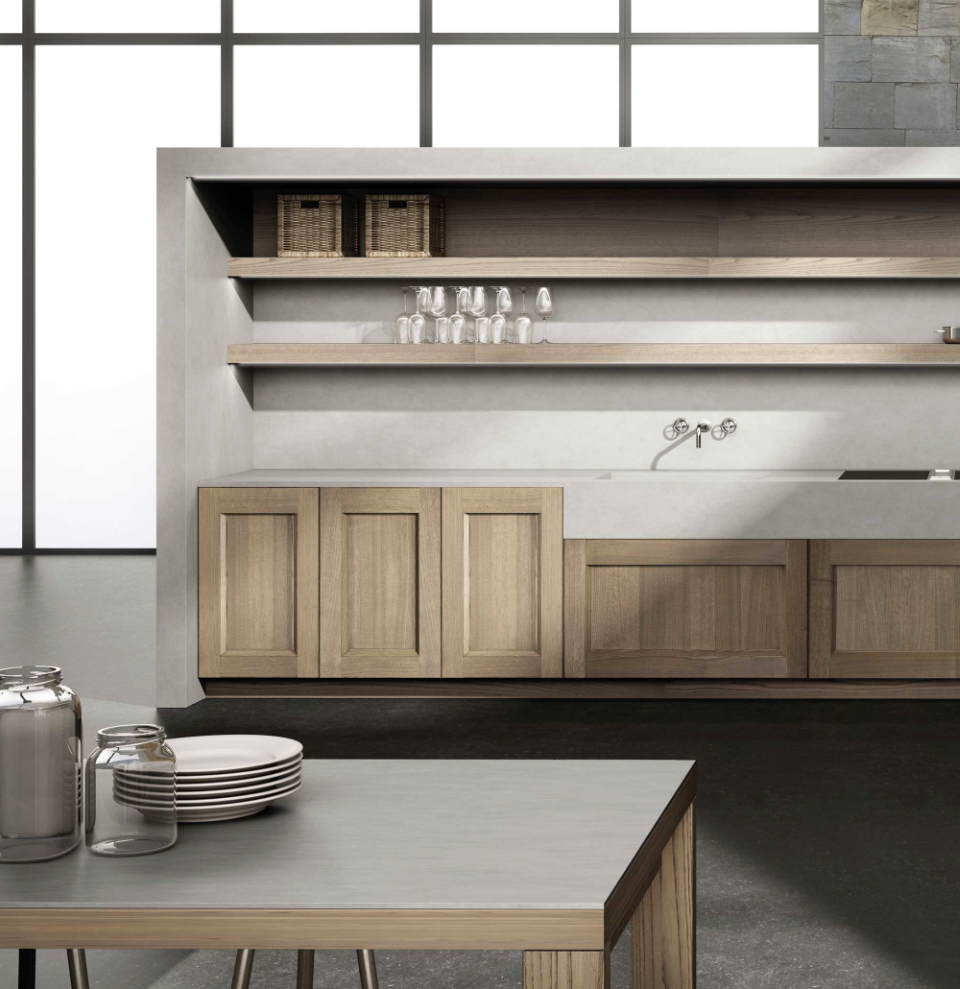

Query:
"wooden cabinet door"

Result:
[[320, 488, 441, 678], [565, 540, 807, 678], [442, 488, 563, 678], [199, 488, 319, 678], [810, 540, 960, 678]]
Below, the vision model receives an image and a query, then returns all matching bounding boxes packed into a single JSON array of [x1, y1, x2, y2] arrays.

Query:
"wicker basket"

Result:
[[364, 194, 445, 257], [277, 194, 358, 258]]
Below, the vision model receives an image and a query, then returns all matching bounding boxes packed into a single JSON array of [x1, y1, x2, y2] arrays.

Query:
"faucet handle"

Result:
[[672, 418, 689, 435], [720, 417, 737, 435]]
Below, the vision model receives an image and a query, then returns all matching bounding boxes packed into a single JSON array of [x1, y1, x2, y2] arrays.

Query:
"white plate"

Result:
[[146, 735, 302, 775], [116, 759, 302, 791], [114, 768, 302, 801], [175, 805, 271, 823], [120, 752, 302, 783], [114, 778, 302, 810]]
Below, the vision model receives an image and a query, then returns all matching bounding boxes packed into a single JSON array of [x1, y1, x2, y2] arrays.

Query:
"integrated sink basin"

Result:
[[839, 470, 951, 480]]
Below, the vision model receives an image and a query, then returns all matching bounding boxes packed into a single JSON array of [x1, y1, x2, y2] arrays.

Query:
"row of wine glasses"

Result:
[[394, 286, 554, 344]]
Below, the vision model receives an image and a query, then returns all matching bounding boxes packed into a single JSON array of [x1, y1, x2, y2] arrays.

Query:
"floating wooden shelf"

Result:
[[227, 256, 960, 279], [227, 343, 960, 367]]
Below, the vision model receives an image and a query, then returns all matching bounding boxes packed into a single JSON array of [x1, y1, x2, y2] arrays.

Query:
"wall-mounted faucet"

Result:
[[669, 416, 738, 449], [696, 419, 712, 449]]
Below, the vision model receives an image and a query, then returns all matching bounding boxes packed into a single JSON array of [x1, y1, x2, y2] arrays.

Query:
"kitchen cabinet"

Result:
[[564, 540, 807, 678], [441, 488, 563, 678], [320, 488, 441, 678], [810, 540, 960, 678], [199, 488, 319, 678]]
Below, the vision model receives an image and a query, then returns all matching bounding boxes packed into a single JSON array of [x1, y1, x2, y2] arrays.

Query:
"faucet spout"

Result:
[[696, 419, 712, 449]]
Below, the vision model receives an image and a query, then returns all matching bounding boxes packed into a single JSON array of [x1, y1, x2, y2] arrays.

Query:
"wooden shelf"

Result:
[[227, 256, 960, 279], [227, 343, 960, 367]]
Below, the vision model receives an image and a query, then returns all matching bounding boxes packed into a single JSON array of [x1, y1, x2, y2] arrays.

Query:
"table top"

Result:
[[2, 759, 693, 912]]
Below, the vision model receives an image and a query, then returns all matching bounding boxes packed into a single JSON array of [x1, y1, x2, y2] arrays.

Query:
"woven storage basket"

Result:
[[277, 194, 358, 257], [364, 194, 445, 257]]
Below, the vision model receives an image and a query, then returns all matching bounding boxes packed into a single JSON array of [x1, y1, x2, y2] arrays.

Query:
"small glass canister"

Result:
[[85, 724, 176, 856], [0, 665, 82, 863]]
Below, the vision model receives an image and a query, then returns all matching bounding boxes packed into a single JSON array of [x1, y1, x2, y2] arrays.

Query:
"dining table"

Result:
[[1, 758, 695, 989]]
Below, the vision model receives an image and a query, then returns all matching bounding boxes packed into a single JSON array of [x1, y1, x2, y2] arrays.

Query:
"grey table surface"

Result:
[[0, 760, 693, 911]]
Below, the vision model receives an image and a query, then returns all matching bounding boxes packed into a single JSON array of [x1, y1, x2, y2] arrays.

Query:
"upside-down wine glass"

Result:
[[469, 286, 490, 344], [535, 287, 554, 344], [409, 286, 428, 344], [490, 286, 512, 345], [514, 287, 534, 344], [429, 286, 449, 343], [450, 287, 468, 344]]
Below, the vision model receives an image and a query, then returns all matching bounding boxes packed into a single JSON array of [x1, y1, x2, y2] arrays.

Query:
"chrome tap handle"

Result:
[[720, 417, 738, 434], [672, 418, 689, 435]]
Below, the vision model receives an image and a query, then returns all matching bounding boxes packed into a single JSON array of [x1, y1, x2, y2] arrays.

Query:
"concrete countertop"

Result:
[[197, 469, 959, 539]]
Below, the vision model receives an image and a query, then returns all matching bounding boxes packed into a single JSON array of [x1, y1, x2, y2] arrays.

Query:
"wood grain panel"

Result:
[[222, 514, 295, 654], [631, 803, 695, 989], [565, 540, 807, 679], [227, 256, 960, 279], [466, 513, 540, 655], [720, 187, 960, 257], [442, 488, 563, 678], [445, 189, 720, 258], [199, 488, 318, 679], [227, 343, 960, 367], [810, 540, 960, 678], [524, 952, 606, 989], [320, 488, 440, 678], [0, 907, 603, 951]]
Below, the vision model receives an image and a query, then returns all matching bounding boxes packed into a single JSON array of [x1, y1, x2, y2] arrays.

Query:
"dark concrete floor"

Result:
[[1, 558, 958, 988]]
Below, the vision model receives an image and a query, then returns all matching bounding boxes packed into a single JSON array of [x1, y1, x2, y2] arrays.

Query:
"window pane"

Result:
[[235, 0, 419, 32], [434, 46, 619, 147], [0, 0, 20, 32], [0, 47, 21, 547], [235, 47, 419, 146], [434, 0, 618, 32], [36, 47, 220, 548], [37, 0, 219, 32], [632, 0, 818, 32], [632, 45, 818, 147]]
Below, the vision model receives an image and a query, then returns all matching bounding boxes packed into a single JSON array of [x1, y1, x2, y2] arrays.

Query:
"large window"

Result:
[[1, 0, 821, 551]]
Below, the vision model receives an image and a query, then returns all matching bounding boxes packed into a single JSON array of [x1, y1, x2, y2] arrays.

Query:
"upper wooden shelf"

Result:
[[227, 343, 960, 367], [227, 256, 960, 279]]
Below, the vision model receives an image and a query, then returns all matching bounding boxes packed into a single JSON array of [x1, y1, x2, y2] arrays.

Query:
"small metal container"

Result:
[[936, 326, 960, 343]]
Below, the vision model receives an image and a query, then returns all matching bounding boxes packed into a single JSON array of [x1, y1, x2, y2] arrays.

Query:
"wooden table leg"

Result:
[[631, 801, 695, 989], [18, 949, 36, 989], [524, 951, 606, 989]]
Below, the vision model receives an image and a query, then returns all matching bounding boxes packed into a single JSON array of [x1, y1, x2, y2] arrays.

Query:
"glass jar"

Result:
[[0, 665, 82, 863], [85, 724, 177, 856]]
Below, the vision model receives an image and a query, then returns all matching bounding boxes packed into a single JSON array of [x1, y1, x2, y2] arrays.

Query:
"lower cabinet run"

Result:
[[810, 540, 960, 678], [441, 488, 564, 678], [564, 539, 807, 678], [320, 488, 441, 678], [199, 487, 319, 678]]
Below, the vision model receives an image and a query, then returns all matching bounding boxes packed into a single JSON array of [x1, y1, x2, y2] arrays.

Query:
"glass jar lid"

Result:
[[0, 665, 63, 687], [97, 724, 167, 747]]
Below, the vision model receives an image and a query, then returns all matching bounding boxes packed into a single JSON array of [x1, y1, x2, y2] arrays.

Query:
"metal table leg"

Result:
[[17, 949, 36, 989], [232, 950, 256, 989], [66, 950, 89, 989], [357, 951, 379, 989]]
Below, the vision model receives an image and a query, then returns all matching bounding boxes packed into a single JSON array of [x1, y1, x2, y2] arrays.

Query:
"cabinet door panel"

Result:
[[321, 488, 440, 678], [199, 488, 319, 678], [566, 539, 807, 678], [442, 488, 563, 678], [811, 540, 960, 678]]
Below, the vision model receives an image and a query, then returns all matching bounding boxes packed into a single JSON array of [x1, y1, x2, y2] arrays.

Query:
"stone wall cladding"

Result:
[[824, 0, 960, 145]]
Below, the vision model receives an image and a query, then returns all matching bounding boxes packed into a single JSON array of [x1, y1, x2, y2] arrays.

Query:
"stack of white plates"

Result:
[[112, 735, 303, 823]]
